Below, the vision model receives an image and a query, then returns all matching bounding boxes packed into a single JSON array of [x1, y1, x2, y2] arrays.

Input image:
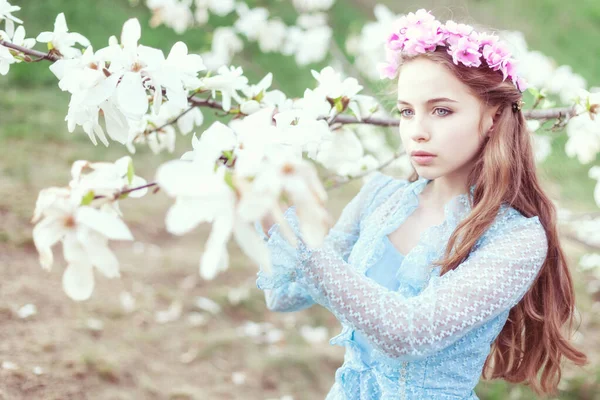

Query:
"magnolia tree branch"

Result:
[[92, 182, 158, 200], [0, 41, 579, 125], [0, 39, 60, 62]]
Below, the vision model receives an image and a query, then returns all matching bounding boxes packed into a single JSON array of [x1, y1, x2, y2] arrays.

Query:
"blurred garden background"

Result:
[[1, 0, 599, 399]]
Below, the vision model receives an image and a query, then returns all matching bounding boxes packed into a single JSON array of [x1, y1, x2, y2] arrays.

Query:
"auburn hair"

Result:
[[395, 47, 588, 396]]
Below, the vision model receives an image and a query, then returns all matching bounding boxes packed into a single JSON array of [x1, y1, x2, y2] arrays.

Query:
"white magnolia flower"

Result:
[[0, 0, 22, 24], [205, 0, 236, 16], [238, 154, 331, 248], [348, 94, 378, 121], [147, 0, 194, 34], [546, 65, 587, 105], [296, 13, 328, 29], [311, 66, 363, 100], [0, 24, 35, 50], [69, 156, 148, 201], [531, 133, 552, 164], [589, 166, 600, 208], [345, 4, 399, 80], [316, 127, 365, 172], [32, 188, 133, 301], [299, 325, 328, 344], [201, 65, 248, 111], [156, 162, 270, 280], [292, 0, 335, 12], [234, 4, 269, 41], [257, 19, 287, 53], [0, 42, 15, 75], [283, 25, 332, 66], [200, 26, 243, 71], [36, 13, 90, 59], [565, 92, 600, 164]]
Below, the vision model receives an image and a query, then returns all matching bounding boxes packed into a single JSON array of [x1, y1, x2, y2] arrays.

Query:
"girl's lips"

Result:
[[412, 155, 436, 165]]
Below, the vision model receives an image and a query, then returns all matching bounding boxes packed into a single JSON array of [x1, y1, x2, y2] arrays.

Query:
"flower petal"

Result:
[[76, 206, 133, 240], [62, 261, 95, 301], [165, 197, 209, 235], [200, 214, 233, 280], [32, 216, 67, 270], [233, 220, 271, 270], [81, 231, 120, 278]]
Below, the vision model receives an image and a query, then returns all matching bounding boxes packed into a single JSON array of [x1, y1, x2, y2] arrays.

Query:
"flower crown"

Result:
[[378, 9, 527, 93]]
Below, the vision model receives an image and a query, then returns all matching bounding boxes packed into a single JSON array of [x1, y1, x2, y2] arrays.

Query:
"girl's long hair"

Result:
[[398, 47, 587, 396]]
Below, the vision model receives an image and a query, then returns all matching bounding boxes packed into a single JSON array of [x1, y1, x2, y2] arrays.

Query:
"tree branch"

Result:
[[0, 40, 61, 62]]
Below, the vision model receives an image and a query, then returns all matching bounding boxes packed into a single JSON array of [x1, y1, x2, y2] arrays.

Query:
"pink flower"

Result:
[[388, 10, 444, 54], [474, 32, 499, 48], [442, 20, 473, 46], [448, 36, 482, 67], [482, 42, 512, 78], [515, 76, 528, 92], [402, 20, 445, 55], [377, 48, 401, 79]]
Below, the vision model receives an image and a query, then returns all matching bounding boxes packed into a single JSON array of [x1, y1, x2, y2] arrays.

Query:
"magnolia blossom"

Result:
[[282, 24, 332, 66], [69, 156, 148, 202], [346, 4, 400, 80], [589, 166, 600, 208], [201, 65, 248, 112], [147, 0, 194, 34], [0, 0, 22, 24], [0, 23, 35, 49], [32, 187, 134, 301], [200, 26, 243, 70], [36, 13, 90, 59], [197, 0, 236, 17], [311, 66, 363, 100], [234, 4, 269, 41], [292, 0, 335, 12], [48, 18, 205, 147], [0, 40, 14, 75], [564, 89, 600, 164], [257, 18, 287, 53]]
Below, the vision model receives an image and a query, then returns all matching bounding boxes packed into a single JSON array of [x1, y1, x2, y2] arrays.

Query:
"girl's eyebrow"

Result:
[[397, 97, 459, 106]]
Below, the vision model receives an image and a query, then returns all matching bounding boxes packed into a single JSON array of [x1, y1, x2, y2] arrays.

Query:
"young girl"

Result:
[[256, 9, 587, 399]]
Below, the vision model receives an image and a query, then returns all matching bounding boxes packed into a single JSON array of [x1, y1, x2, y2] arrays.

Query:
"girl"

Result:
[[256, 9, 587, 399]]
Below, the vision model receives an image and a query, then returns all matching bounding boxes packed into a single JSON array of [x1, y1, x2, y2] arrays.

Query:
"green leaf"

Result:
[[127, 159, 134, 185], [81, 190, 95, 206], [224, 170, 235, 190]]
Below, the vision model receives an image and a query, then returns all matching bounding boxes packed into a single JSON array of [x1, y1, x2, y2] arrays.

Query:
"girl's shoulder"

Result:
[[357, 172, 412, 217]]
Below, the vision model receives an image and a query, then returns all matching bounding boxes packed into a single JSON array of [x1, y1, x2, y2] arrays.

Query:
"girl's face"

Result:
[[396, 57, 495, 182]]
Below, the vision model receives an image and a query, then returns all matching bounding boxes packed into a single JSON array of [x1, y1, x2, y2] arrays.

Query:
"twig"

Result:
[[325, 150, 405, 191], [0, 40, 61, 62], [92, 182, 158, 200]]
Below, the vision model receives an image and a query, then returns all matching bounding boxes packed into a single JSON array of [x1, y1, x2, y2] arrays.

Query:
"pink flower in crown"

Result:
[[402, 19, 445, 55], [448, 36, 482, 67], [377, 47, 402, 79], [516, 76, 528, 92], [442, 20, 474, 46], [387, 9, 444, 53], [504, 58, 524, 88], [482, 42, 512, 79], [474, 31, 500, 48]]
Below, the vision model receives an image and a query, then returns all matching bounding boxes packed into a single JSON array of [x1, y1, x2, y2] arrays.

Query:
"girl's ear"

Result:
[[485, 105, 502, 134]]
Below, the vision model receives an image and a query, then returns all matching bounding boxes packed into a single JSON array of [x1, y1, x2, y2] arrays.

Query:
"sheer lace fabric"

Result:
[[256, 173, 548, 399]]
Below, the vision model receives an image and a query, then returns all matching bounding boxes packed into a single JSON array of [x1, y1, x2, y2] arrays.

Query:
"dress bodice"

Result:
[[352, 236, 406, 366]]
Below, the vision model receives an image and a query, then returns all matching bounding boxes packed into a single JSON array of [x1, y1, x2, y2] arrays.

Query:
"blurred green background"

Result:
[[0, 0, 599, 399]]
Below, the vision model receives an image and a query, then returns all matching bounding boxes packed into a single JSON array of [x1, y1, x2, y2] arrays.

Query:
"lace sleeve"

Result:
[[255, 172, 395, 312], [292, 215, 548, 361]]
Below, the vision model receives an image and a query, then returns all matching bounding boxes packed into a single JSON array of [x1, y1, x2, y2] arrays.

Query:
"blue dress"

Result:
[[255, 173, 548, 399], [353, 236, 406, 367]]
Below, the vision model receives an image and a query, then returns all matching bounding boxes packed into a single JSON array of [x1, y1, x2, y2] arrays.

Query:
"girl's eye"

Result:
[[399, 109, 414, 118], [397, 108, 452, 118], [434, 108, 451, 116]]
